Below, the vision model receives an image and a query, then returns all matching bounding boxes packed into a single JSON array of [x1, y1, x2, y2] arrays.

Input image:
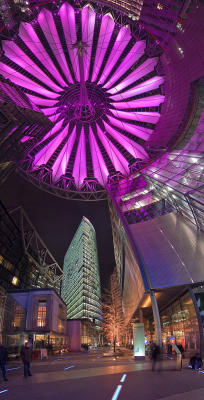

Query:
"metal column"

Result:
[[189, 287, 204, 357], [150, 290, 162, 347]]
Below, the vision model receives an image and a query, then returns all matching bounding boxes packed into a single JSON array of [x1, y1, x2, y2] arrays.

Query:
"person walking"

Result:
[[20, 341, 33, 377], [0, 342, 8, 381], [150, 342, 161, 372], [177, 344, 185, 358]]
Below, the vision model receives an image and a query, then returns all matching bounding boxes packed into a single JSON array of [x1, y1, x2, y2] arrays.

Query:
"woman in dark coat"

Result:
[[20, 341, 33, 377]]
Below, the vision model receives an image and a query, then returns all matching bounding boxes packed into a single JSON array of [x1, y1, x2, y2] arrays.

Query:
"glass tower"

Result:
[[61, 217, 102, 329]]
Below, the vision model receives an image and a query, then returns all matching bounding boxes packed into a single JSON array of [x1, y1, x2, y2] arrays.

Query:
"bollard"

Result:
[[176, 353, 182, 371]]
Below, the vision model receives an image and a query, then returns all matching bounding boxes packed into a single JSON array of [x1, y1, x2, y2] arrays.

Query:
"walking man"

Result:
[[0, 342, 8, 381], [20, 341, 32, 377], [150, 342, 161, 372]]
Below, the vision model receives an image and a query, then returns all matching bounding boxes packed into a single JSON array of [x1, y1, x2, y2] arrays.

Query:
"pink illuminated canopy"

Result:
[[0, 3, 165, 192]]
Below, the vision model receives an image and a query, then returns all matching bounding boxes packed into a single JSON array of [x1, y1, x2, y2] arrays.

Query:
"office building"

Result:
[[61, 217, 102, 330], [2, 288, 67, 352]]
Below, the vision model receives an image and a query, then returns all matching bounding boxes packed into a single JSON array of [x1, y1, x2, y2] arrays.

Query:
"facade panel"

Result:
[[129, 212, 204, 289], [123, 236, 145, 325]]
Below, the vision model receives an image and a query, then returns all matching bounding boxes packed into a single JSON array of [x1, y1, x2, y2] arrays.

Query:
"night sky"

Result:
[[1, 172, 115, 290]]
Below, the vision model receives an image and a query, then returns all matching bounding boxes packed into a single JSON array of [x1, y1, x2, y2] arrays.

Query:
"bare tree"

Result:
[[102, 268, 125, 353]]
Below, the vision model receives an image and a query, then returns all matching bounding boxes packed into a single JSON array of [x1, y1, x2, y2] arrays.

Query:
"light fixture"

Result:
[[156, 3, 163, 10], [12, 276, 19, 286]]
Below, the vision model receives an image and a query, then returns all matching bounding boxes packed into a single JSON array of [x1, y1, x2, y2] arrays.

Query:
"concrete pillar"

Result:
[[150, 290, 162, 347]]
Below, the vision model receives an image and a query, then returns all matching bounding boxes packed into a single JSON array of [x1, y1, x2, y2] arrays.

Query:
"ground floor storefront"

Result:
[[141, 287, 204, 356], [160, 291, 200, 355], [33, 332, 68, 352], [4, 330, 68, 358]]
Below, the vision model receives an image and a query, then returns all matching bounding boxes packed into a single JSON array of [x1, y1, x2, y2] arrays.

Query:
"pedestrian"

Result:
[[177, 344, 185, 358], [167, 343, 172, 355], [189, 353, 203, 370], [20, 341, 33, 377], [0, 342, 8, 381], [150, 342, 161, 372]]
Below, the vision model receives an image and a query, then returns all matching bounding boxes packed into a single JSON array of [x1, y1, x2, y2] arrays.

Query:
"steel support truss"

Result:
[[9, 206, 63, 289], [18, 168, 108, 201]]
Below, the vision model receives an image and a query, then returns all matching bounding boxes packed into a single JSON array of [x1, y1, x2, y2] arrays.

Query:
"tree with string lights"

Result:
[[102, 268, 125, 353]]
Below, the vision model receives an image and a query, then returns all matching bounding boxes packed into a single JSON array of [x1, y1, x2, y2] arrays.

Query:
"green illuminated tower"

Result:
[[61, 217, 101, 329]]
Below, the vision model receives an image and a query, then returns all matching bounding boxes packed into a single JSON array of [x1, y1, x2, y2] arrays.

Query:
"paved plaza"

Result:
[[1, 352, 204, 400]]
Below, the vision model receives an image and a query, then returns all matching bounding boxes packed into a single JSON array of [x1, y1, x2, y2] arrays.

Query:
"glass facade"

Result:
[[142, 95, 204, 231], [108, 196, 125, 289], [108, 196, 145, 325], [143, 149, 204, 231], [144, 291, 200, 355], [160, 292, 200, 354], [61, 217, 102, 329], [81, 319, 98, 346]]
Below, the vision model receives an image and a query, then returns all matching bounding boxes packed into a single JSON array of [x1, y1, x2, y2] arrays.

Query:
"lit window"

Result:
[[0, 254, 3, 264], [13, 305, 24, 328], [12, 276, 19, 286], [37, 302, 47, 327]]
